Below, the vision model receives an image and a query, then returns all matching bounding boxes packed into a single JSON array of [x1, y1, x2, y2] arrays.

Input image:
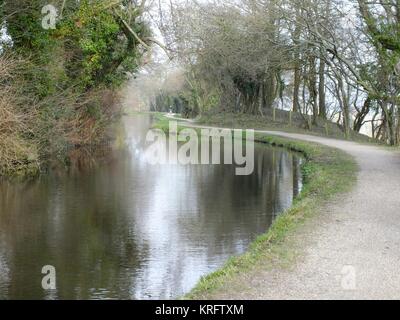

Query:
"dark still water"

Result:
[[0, 115, 302, 300]]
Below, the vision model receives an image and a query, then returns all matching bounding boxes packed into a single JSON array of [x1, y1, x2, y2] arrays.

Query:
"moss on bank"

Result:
[[153, 113, 358, 299]]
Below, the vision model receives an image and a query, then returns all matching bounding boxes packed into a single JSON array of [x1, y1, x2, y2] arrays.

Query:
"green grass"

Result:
[[150, 113, 358, 299], [151, 113, 173, 132]]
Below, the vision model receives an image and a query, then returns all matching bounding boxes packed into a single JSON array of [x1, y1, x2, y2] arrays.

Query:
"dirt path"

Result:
[[170, 115, 400, 299], [237, 131, 400, 300]]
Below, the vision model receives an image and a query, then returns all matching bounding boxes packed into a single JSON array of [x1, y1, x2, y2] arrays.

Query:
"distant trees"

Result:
[[166, 1, 289, 115], [158, 0, 400, 145]]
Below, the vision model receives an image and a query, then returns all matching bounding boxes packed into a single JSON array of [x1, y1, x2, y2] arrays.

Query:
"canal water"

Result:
[[0, 115, 302, 299]]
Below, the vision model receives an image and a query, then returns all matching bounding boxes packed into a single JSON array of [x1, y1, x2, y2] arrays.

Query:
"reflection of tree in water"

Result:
[[177, 145, 300, 255], [0, 171, 149, 299], [0, 115, 303, 300], [0, 236, 10, 299]]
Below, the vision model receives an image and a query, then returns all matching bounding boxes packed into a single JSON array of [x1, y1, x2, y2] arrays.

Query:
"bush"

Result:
[[0, 55, 39, 176]]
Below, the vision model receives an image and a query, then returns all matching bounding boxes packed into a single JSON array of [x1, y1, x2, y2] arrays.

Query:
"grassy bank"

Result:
[[199, 111, 378, 144], [152, 113, 358, 299]]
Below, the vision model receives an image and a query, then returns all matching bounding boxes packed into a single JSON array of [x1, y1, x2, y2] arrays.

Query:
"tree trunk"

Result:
[[293, 64, 301, 113], [353, 97, 371, 132], [337, 76, 351, 138], [308, 56, 318, 124], [381, 102, 394, 145], [264, 74, 276, 110], [318, 58, 326, 119], [292, 7, 301, 113], [258, 82, 265, 116]]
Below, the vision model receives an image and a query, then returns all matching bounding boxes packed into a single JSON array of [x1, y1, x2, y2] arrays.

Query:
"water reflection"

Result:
[[0, 115, 302, 299]]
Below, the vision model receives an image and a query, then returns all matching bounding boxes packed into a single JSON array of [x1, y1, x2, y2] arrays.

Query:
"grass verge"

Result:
[[199, 111, 378, 144], [152, 113, 358, 299]]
